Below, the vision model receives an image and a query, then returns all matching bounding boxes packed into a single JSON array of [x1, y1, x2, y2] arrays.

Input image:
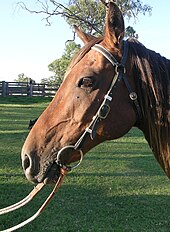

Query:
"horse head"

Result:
[[21, 2, 138, 184]]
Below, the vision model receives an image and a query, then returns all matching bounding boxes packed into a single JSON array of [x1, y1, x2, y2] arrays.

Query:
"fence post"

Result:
[[42, 84, 45, 97], [2, 81, 7, 97], [29, 82, 33, 97], [27, 79, 33, 97]]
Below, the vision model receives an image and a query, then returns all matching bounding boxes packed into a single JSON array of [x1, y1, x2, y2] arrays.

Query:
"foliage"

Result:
[[41, 41, 80, 86], [66, 0, 152, 36], [18, 0, 152, 36], [125, 26, 138, 39], [14, 73, 31, 83], [66, 0, 106, 36], [19, 0, 152, 85], [1, 97, 170, 231]]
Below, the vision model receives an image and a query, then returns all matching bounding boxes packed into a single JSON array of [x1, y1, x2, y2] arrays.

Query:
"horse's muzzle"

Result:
[[21, 151, 60, 184]]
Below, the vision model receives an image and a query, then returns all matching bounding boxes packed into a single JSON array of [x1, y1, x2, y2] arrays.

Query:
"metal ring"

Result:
[[115, 65, 126, 74], [56, 145, 84, 170]]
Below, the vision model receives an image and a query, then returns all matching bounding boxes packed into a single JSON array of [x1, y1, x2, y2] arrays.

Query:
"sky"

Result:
[[0, 0, 170, 83]]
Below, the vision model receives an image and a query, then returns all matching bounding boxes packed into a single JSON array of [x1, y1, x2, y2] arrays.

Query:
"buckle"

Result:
[[98, 104, 110, 119]]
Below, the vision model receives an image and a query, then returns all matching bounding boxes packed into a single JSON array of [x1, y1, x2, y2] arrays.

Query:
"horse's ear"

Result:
[[103, 2, 125, 46], [74, 25, 96, 44]]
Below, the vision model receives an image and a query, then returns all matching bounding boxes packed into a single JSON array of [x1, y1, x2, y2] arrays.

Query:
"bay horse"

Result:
[[21, 2, 170, 185]]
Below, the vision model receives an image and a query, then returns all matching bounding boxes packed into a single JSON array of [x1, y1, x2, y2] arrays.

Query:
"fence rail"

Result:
[[0, 81, 58, 97]]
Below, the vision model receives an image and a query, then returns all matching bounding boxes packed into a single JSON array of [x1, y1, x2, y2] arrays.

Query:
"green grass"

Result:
[[0, 96, 170, 232]]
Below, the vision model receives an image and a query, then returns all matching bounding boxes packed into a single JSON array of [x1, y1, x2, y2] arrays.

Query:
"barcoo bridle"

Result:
[[0, 40, 142, 231], [56, 40, 142, 169]]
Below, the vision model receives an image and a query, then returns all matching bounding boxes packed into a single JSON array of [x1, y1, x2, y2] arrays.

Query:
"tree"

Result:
[[65, 0, 152, 36], [125, 26, 138, 39], [14, 73, 35, 83], [18, 0, 152, 37], [19, 0, 152, 85], [41, 41, 80, 86]]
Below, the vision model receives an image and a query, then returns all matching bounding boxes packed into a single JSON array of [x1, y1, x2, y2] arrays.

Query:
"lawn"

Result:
[[0, 96, 170, 232]]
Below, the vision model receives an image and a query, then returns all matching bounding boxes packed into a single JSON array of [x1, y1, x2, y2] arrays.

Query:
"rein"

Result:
[[0, 167, 68, 232]]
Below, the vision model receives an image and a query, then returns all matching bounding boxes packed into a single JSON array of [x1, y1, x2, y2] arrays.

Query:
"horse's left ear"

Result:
[[74, 25, 96, 44], [103, 2, 125, 47]]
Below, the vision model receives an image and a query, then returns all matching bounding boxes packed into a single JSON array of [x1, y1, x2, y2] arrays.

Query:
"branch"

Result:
[[17, 0, 152, 36], [17, 1, 103, 34], [17, 1, 68, 26]]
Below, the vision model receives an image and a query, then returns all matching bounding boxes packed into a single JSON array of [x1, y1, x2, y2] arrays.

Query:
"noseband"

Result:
[[56, 40, 142, 169]]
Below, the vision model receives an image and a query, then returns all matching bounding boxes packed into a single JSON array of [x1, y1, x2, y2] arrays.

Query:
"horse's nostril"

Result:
[[22, 152, 38, 183], [23, 154, 31, 171]]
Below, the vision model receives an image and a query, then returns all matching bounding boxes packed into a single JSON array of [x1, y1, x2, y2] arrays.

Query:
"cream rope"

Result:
[[0, 183, 44, 215], [1, 169, 67, 232]]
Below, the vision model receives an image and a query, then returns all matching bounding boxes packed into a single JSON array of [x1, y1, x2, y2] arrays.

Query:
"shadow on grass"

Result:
[[0, 96, 52, 105], [85, 154, 163, 177], [0, 183, 170, 232]]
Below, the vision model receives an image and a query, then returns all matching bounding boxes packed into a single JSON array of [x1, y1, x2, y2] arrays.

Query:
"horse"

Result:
[[21, 2, 170, 185]]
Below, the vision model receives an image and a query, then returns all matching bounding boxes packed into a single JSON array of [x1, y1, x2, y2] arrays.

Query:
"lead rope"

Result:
[[0, 183, 44, 216], [0, 168, 68, 232]]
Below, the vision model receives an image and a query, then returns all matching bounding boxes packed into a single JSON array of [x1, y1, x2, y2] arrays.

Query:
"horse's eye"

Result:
[[78, 77, 94, 91]]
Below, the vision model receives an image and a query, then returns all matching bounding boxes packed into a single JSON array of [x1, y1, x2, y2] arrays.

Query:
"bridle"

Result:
[[56, 40, 142, 170], [0, 40, 142, 231]]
